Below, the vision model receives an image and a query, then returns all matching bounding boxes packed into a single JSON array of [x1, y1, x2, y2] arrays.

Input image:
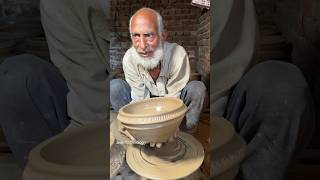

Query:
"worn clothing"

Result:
[[110, 79, 132, 112], [122, 42, 190, 100], [225, 61, 314, 179], [0, 55, 69, 167], [110, 79, 206, 130], [40, 0, 110, 126], [0, 0, 109, 167], [211, 0, 315, 179]]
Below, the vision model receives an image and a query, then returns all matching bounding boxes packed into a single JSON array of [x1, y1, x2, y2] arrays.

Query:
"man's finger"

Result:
[[156, 143, 162, 148], [150, 142, 155, 147], [121, 129, 136, 141]]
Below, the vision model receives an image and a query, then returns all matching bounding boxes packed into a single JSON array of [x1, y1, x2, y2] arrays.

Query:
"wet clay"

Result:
[[117, 97, 187, 142], [211, 117, 248, 179], [117, 97, 187, 143], [142, 140, 187, 162], [114, 98, 204, 179], [212, 117, 235, 150], [118, 97, 187, 124], [23, 122, 108, 180], [126, 132, 204, 180], [110, 116, 132, 143]]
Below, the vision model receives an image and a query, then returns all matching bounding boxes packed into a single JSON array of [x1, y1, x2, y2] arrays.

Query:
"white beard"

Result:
[[131, 42, 164, 70]]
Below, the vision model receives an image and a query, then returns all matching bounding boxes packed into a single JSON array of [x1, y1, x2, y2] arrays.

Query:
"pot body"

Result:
[[23, 123, 107, 180], [120, 115, 184, 143], [117, 97, 187, 143]]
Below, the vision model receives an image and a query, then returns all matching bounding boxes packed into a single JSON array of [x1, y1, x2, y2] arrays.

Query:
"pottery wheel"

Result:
[[110, 131, 125, 178], [110, 144, 125, 178], [126, 132, 204, 180]]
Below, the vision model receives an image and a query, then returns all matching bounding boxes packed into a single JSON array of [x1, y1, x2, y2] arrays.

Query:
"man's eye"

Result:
[[145, 34, 154, 38]]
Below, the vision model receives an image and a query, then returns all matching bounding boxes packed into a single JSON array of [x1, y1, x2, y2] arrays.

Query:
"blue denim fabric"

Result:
[[225, 61, 314, 180], [0, 54, 69, 167]]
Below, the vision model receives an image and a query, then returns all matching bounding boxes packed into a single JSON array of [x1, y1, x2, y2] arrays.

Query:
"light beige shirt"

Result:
[[123, 42, 190, 101]]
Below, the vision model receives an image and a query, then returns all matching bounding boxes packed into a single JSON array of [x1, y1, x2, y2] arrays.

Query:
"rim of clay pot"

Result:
[[126, 132, 204, 179], [120, 115, 181, 130], [27, 123, 106, 177], [118, 97, 187, 125], [212, 133, 247, 177], [212, 117, 235, 151]]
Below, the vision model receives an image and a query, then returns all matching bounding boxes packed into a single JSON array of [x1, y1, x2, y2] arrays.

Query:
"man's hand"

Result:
[[119, 123, 179, 148], [149, 128, 179, 148]]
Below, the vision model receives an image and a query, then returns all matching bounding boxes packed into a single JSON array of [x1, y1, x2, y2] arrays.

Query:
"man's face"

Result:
[[130, 15, 161, 58], [129, 12, 164, 70]]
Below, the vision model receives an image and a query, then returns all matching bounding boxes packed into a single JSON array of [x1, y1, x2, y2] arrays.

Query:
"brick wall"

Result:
[[197, 10, 210, 88], [0, 0, 39, 19], [255, 0, 320, 147], [110, 0, 202, 73], [271, 0, 320, 147]]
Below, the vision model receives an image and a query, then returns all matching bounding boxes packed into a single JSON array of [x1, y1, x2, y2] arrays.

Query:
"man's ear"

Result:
[[161, 31, 168, 41]]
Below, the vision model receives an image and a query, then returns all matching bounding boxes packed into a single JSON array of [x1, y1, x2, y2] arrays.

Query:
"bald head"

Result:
[[129, 8, 164, 35], [128, 8, 165, 69]]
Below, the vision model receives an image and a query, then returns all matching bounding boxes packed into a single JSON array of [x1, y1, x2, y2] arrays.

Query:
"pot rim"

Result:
[[118, 97, 187, 124], [26, 123, 107, 177], [120, 115, 183, 130]]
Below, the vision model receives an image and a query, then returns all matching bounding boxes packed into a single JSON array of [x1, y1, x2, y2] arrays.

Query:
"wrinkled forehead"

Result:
[[130, 11, 158, 33]]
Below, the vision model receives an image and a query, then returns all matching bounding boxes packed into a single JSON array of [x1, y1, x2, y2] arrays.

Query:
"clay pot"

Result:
[[211, 117, 247, 180], [23, 122, 107, 180], [117, 97, 187, 143]]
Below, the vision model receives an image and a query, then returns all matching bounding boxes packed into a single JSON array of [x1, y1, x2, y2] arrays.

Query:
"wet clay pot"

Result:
[[23, 122, 107, 180], [211, 117, 248, 180], [117, 97, 187, 143]]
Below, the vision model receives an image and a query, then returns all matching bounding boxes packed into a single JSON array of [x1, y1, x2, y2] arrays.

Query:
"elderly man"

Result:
[[110, 8, 207, 136]]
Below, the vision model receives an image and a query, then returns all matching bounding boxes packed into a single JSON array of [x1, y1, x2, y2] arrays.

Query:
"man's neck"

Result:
[[148, 63, 161, 82]]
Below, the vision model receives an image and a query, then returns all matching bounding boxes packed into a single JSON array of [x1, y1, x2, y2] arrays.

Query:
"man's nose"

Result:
[[139, 36, 147, 50]]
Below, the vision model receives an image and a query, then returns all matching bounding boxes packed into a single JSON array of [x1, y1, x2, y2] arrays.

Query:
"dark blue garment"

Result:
[[225, 61, 314, 180], [0, 54, 70, 167]]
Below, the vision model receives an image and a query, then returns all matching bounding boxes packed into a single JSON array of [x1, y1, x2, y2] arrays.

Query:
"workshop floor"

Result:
[[0, 152, 22, 180]]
